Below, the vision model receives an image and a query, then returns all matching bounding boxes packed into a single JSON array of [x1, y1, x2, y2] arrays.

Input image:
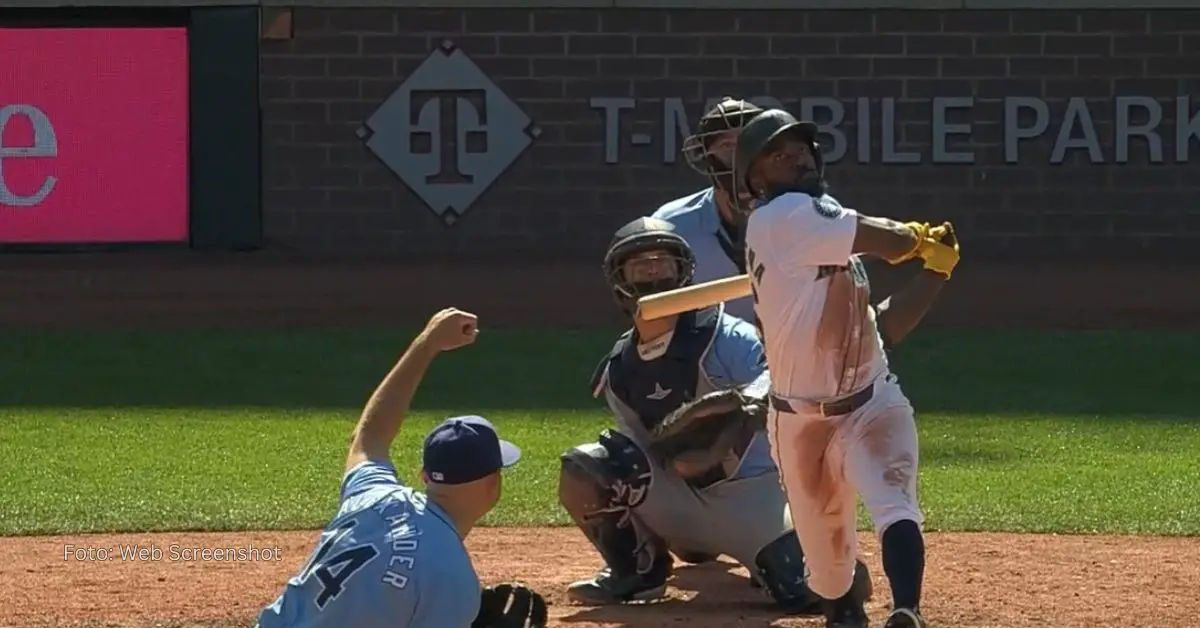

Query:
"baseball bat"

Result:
[[636, 274, 753, 321]]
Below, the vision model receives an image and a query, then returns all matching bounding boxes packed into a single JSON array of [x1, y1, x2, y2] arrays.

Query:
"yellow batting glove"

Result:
[[917, 221, 960, 279], [883, 221, 933, 265]]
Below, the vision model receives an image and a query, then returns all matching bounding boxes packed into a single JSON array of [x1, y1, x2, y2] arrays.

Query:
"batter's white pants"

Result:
[[766, 373, 924, 601]]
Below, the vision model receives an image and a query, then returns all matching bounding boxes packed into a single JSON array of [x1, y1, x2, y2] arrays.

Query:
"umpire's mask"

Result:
[[604, 218, 696, 319], [682, 98, 764, 218]]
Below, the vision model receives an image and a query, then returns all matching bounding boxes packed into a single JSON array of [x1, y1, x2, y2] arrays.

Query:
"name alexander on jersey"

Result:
[[361, 496, 423, 591]]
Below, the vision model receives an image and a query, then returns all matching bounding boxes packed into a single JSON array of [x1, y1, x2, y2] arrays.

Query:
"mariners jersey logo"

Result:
[[812, 196, 843, 219], [646, 383, 672, 400]]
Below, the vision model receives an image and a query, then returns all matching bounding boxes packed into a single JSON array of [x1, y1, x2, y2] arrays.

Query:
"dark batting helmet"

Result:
[[682, 98, 764, 195], [603, 217, 696, 317], [732, 109, 826, 208]]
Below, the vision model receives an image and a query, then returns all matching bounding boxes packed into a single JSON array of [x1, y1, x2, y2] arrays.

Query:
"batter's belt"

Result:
[[768, 374, 895, 417]]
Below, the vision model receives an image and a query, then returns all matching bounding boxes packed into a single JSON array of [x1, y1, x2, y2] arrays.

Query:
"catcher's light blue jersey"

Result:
[[257, 460, 479, 628], [599, 306, 776, 480]]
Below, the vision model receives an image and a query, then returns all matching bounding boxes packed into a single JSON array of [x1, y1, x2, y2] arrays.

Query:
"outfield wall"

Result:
[[1, 2, 1197, 328], [251, 4, 1200, 261]]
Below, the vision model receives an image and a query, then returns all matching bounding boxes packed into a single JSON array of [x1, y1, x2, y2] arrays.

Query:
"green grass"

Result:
[[1, 328, 1198, 536]]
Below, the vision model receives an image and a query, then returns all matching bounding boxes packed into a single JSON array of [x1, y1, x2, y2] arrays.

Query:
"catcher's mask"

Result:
[[732, 108, 826, 209], [682, 98, 764, 215], [603, 217, 696, 318]]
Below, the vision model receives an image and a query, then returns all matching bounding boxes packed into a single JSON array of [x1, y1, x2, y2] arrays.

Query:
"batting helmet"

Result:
[[603, 217, 696, 317], [682, 98, 764, 194], [732, 109, 826, 207]]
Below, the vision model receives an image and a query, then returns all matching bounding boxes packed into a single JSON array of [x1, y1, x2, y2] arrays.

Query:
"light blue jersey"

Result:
[[258, 461, 480, 628], [601, 307, 776, 480], [652, 188, 845, 325], [652, 189, 754, 322], [699, 312, 776, 479]]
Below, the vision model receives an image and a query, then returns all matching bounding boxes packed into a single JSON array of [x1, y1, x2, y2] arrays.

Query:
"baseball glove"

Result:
[[472, 583, 548, 628], [648, 388, 768, 480]]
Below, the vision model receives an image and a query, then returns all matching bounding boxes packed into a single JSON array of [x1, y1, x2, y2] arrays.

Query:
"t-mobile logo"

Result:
[[0, 104, 59, 207]]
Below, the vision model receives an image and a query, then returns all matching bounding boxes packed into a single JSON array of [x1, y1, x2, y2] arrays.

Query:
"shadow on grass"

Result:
[[3, 328, 1197, 419]]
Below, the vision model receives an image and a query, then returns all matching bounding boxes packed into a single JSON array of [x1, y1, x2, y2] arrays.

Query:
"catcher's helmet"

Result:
[[603, 217, 696, 318], [682, 98, 764, 194], [733, 109, 825, 207]]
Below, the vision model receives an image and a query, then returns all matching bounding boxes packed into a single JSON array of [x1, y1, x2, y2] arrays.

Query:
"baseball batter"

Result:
[[256, 308, 547, 628], [731, 110, 961, 628], [654, 97, 846, 325], [557, 217, 871, 613]]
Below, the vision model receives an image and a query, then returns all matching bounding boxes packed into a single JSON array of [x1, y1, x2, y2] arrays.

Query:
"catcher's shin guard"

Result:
[[754, 531, 873, 616], [822, 560, 872, 628], [559, 431, 670, 603], [753, 530, 822, 615]]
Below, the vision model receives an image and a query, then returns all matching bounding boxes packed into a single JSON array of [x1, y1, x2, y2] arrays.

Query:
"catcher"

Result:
[[557, 216, 867, 613]]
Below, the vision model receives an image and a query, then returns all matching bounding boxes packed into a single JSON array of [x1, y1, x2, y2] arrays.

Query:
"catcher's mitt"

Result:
[[472, 583, 548, 628], [648, 388, 767, 480]]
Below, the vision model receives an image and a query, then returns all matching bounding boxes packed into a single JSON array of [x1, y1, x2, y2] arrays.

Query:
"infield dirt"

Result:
[[1, 256, 1196, 627], [2, 528, 1197, 628]]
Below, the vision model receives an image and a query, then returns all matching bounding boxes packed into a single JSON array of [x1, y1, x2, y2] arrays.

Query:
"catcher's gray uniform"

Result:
[[593, 304, 786, 566], [560, 304, 829, 611]]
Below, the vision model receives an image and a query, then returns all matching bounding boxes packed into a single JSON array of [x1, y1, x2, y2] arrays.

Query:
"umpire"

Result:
[[650, 97, 767, 322]]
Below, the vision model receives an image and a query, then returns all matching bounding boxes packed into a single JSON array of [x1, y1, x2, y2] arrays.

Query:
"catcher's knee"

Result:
[[560, 431, 653, 506], [559, 431, 664, 576], [560, 430, 653, 495], [754, 531, 821, 613]]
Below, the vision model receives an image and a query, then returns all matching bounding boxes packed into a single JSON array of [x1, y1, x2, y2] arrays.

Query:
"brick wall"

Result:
[[260, 9, 1200, 261]]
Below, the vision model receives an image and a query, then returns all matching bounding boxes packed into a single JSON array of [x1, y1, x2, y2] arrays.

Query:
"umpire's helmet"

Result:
[[732, 109, 826, 209], [682, 98, 764, 194], [603, 217, 696, 318]]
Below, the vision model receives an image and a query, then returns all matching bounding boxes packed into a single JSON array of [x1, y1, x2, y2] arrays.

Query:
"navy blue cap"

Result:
[[422, 415, 521, 485]]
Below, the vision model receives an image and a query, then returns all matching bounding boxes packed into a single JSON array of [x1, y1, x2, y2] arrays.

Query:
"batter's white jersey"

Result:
[[743, 193, 889, 400]]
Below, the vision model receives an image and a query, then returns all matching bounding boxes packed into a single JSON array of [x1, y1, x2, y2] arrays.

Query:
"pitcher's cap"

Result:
[[422, 415, 520, 485]]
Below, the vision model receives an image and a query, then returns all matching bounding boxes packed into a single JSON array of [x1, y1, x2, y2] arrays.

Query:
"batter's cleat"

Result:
[[883, 608, 927, 628], [566, 567, 668, 605]]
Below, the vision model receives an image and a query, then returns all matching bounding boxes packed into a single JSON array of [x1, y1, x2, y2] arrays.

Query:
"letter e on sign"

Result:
[[0, 104, 59, 207]]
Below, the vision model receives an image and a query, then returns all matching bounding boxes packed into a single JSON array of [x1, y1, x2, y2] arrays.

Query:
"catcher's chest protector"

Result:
[[605, 307, 720, 431]]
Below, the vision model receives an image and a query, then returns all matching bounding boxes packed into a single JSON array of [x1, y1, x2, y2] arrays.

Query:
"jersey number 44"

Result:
[[298, 519, 380, 610]]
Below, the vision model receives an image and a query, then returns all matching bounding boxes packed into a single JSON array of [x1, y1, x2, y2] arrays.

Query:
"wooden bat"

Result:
[[636, 274, 753, 321]]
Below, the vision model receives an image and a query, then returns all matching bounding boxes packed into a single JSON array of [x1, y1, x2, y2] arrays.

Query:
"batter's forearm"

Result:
[[350, 333, 439, 460], [876, 270, 946, 346], [851, 215, 920, 263]]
